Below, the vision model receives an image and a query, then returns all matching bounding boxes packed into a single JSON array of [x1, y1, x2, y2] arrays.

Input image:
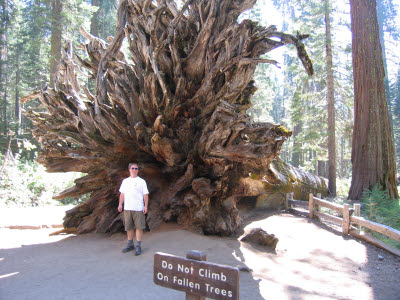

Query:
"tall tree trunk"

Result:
[[292, 123, 302, 168], [49, 0, 62, 88], [340, 136, 345, 178], [1, 0, 8, 135], [15, 47, 21, 134], [325, 0, 336, 195], [348, 0, 398, 200], [90, 0, 101, 37]]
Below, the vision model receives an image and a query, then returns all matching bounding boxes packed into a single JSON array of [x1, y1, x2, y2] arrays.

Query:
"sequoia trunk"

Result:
[[348, 0, 398, 200]]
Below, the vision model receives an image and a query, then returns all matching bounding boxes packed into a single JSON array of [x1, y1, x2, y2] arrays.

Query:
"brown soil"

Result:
[[0, 208, 399, 300]]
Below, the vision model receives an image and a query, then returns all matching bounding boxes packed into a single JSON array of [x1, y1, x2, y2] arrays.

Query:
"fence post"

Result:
[[342, 204, 350, 235], [186, 251, 207, 300], [315, 193, 321, 218], [286, 193, 294, 210], [308, 193, 314, 219], [354, 203, 361, 231]]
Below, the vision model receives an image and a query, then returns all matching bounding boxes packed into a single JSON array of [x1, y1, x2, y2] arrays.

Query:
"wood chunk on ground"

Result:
[[241, 228, 279, 249]]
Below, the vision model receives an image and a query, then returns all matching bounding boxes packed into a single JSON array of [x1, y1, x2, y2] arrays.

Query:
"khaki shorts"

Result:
[[124, 210, 146, 231]]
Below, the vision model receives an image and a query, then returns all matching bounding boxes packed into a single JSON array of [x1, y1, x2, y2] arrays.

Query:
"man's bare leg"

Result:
[[127, 229, 135, 240], [135, 229, 143, 255], [136, 229, 143, 242]]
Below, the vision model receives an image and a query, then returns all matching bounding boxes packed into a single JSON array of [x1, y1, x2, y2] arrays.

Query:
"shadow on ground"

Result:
[[0, 225, 263, 300], [1, 210, 400, 300]]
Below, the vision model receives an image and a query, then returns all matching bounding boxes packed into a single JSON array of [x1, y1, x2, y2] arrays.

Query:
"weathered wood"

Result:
[[186, 251, 206, 300], [154, 252, 239, 299], [349, 229, 400, 257], [285, 193, 291, 210], [289, 193, 400, 255], [315, 193, 321, 214], [308, 193, 314, 219], [313, 211, 343, 226], [313, 197, 344, 213], [288, 199, 308, 208], [342, 204, 350, 235], [22, 0, 322, 235], [350, 215, 400, 242], [353, 203, 361, 217], [353, 203, 361, 231]]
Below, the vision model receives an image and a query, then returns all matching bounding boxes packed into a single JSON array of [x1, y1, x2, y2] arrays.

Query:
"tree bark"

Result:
[[325, 0, 336, 196], [90, 0, 102, 37], [376, 0, 392, 126], [348, 0, 399, 200], [291, 123, 302, 167], [15, 47, 21, 134], [49, 0, 63, 88], [1, 0, 8, 135], [23, 0, 326, 235]]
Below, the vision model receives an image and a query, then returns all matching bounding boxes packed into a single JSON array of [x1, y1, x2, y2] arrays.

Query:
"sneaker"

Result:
[[135, 245, 142, 256], [122, 244, 135, 253]]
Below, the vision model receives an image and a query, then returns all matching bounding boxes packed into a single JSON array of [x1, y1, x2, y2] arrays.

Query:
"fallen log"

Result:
[[23, 0, 325, 235]]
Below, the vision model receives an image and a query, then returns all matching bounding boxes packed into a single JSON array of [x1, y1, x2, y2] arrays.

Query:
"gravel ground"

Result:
[[1, 208, 400, 300]]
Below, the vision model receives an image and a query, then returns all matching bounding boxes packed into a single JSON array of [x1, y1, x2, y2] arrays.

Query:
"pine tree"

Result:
[[271, 0, 353, 181], [49, 0, 63, 88], [325, 0, 336, 195], [0, 0, 11, 136]]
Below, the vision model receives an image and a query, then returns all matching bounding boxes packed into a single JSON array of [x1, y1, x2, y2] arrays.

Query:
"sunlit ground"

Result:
[[0, 206, 75, 249], [0, 206, 73, 228], [238, 213, 372, 300], [0, 228, 75, 249]]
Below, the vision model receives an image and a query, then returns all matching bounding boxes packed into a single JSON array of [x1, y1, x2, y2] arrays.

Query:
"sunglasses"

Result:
[[131, 167, 138, 170]]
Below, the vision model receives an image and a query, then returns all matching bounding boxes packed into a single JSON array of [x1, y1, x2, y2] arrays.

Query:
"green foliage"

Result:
[[336, 177, 351, 198], [0, 0, 118, 158], [362, 185, 400, 249], [0, 153, 86, 207], [391, 67, 400, 168], [254, 0, 354, 177]]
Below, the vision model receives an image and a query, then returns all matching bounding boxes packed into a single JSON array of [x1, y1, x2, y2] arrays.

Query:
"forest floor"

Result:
[[0, 207, 400, 300]]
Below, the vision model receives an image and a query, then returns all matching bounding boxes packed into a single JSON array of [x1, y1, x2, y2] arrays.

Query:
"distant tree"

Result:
[[0, 0, 11, 135], [89, 0, 117, 39], [49, 0, 63, 88], [270, 0, 353, 179], [348, 0, 398, 200], [324, 0, 336, 195], [90, 0, 101, 37], [391, 67, 400, 166]]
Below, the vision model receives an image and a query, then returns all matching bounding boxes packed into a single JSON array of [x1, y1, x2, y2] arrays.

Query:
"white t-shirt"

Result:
[[119, 176, 149, 211]]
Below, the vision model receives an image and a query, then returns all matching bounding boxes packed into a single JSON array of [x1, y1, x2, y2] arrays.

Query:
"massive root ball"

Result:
[[23, 0, 324, 235]]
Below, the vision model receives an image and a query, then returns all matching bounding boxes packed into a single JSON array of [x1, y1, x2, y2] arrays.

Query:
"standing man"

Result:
[[118, 163, 149, 256]]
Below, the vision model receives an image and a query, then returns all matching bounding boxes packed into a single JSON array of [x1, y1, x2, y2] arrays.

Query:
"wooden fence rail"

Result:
[[285, 193, 400, 257]]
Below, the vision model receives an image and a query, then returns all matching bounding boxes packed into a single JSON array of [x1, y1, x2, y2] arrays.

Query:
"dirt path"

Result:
[[0, 209, 399, 300]]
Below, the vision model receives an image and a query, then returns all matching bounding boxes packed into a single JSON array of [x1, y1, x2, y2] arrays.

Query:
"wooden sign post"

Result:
[[154, 251, 239, 300]]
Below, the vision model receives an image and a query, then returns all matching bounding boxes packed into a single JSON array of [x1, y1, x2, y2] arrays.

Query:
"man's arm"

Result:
[[118, 193, 124, 212], [143, 194, 149, 214]]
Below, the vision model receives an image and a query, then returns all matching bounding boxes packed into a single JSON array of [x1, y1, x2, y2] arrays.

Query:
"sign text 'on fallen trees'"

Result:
[[153, 252, 239, 300]]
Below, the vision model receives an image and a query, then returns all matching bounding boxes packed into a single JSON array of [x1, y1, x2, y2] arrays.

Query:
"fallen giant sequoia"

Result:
[[23, 0, 327, 235]]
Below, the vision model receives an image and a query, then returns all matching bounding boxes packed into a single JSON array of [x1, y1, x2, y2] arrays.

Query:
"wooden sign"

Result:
[[154, 252, 239, 300]]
